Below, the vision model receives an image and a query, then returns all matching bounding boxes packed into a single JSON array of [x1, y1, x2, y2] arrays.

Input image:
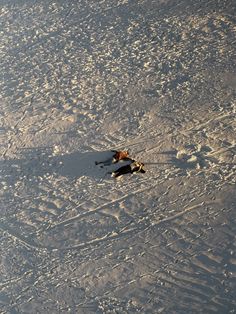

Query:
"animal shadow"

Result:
[[0, 148, 121, 184]]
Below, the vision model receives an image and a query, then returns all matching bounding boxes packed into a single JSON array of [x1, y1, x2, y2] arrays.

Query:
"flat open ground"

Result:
[[0, 0, 236, 313]]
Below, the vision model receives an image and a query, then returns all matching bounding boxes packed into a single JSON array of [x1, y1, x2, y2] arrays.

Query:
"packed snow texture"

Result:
[[0, 0, 236, 313]]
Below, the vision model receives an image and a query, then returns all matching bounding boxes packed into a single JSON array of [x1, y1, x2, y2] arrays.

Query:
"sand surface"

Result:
[[0, 0, 236, 313]]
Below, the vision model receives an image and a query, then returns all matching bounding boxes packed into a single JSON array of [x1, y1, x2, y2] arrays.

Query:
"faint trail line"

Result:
[[207, 144, 235, 157], [150, 200, 219, 227], [55, 227, 139, 251], [0, 271, 33, 290], [49, 181, 161, 230], [114, 133, 163, 150], [0, 222, 43, 251], [52, 200, 218, 252], [1, 200, 218, 253], [188, 112, 235, 132], [137, 139, 166, 155]]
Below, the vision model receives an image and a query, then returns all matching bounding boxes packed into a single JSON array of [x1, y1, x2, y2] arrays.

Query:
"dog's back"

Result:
[[113, 150, 129, 162]]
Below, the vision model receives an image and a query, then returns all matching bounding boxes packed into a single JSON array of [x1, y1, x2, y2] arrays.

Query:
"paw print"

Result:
[[171, 144, 217, 169]]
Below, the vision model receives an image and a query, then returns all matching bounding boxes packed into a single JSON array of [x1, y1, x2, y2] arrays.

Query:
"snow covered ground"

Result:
[[0, 0, 236, 313]]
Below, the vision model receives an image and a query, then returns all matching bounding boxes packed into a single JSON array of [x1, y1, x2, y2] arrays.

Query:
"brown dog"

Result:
[[95, 150, 130, 166], [112, 150, 129, 163]]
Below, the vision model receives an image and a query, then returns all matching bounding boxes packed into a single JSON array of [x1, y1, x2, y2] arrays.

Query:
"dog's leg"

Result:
[[95, 158, 113, 166]]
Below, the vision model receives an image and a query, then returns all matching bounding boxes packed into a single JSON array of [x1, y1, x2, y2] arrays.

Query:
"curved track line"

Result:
[[51, 200, 218, 252], [49, 181, 160, 230]]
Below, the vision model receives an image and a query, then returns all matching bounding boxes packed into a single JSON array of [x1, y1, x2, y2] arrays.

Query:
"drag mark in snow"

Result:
[[48, 181, 161, 230], [0, 195, 216, 253], [47, 200, 217, 251], [0, 221, 43, 251]]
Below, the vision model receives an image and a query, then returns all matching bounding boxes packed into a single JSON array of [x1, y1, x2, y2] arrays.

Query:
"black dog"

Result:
[[111, 161, 145, 178]]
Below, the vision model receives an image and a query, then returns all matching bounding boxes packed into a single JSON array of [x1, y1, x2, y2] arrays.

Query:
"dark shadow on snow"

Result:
[[0, 148, 130, 184], [0, 147, 205, 186]]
